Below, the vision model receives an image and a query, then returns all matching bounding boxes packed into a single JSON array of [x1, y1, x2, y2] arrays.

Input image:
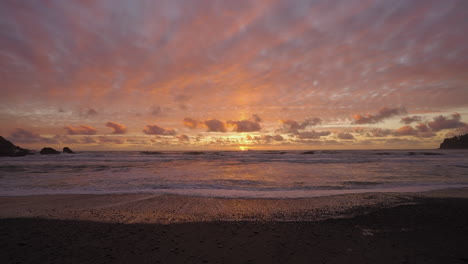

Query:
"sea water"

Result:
[[0, 150, 467, 198]]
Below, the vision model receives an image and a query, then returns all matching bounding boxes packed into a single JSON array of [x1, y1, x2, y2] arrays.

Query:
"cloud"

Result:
[[52, 135, 79, 144], [389, 113, 466, 138], [98, 136, 125, 144], [281, 118, 321, 133], [150, 106, 162, 116], [143, 124, 176, 135], [9, 128, 58, 144], [81, 136, 97, 144], [9, 128, 40, 142], [401, 116, 422, 124], [427, 113, 466, 132], [251, 114, 262, 123], [394, 126, 417, 136], [444, 124, 468, 138], [227, 119, 261, 132], [415, 123, 430, 132], [383, 125, 435, 138], [105, 121, 127, 134], [87, 108, 98, 116], [204, 119, 227, 132], [177, 134, 190, 141], [366, 128, 394, 137], [353, 107, 407, 124], [195, 115, 263, 133], [272, 135, 284, 141], [337, 132, 355, 140], [78, 108, 98, 118], [296, 130, 331, 139], [249, 134, 284, 143], [183, 118, 227, 132], [64, 125, 97, 135], [183, 118, 200, 129]]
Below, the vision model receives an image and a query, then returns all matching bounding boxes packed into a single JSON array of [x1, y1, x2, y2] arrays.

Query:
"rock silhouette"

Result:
[[40, 147, 60, 155], [0, 136, 33, 157], [439, 134, 468, 149], [63, 147, 75, 154]]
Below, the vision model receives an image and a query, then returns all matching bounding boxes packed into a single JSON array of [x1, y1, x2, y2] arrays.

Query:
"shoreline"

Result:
[[1, 189, 468, 263], [1, 188, 468, 263], [1, 187, 467, 224]]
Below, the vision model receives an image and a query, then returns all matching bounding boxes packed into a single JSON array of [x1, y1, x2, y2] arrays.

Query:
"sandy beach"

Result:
[[1, 188, 468, 263]]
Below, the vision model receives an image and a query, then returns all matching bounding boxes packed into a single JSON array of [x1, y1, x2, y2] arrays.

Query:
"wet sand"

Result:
[[1, 189, 468, 263]]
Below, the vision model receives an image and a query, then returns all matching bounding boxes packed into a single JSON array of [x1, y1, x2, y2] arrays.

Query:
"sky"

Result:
[[1, 0, 468, 151]]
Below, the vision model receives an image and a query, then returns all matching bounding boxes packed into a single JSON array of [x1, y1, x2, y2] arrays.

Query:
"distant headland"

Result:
[[440, 134, 468, 149]]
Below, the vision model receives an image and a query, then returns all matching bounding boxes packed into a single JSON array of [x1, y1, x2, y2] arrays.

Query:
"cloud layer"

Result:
[[0, 1, 467, 149]]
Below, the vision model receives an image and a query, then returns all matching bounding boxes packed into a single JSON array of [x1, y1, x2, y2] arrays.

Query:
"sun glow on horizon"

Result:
[[239, 146, 249, 151]]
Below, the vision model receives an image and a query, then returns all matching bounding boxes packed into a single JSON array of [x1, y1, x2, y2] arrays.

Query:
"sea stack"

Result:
[[439, 134, 468, 149], [40, 147, 60, 155], [0, 136, 33, 157], [63, 147, 75, 154]]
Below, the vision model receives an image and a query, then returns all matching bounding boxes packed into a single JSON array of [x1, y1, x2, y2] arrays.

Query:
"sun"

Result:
[[239, 146, 249, 151]]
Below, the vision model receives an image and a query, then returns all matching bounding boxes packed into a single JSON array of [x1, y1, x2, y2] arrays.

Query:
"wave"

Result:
[[140, 151, 164, 155]]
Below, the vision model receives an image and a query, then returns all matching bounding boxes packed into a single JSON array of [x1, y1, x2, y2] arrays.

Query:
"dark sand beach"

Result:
[[1, 189, 468, 263]]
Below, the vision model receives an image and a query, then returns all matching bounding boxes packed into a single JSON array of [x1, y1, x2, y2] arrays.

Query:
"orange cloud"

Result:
[[105, 121, 127, 134], [183, 118, 200, 129], [64, 125, 97, 135]]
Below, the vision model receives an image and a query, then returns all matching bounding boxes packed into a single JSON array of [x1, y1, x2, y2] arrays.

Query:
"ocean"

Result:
[[0, 149, 467, 198]]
